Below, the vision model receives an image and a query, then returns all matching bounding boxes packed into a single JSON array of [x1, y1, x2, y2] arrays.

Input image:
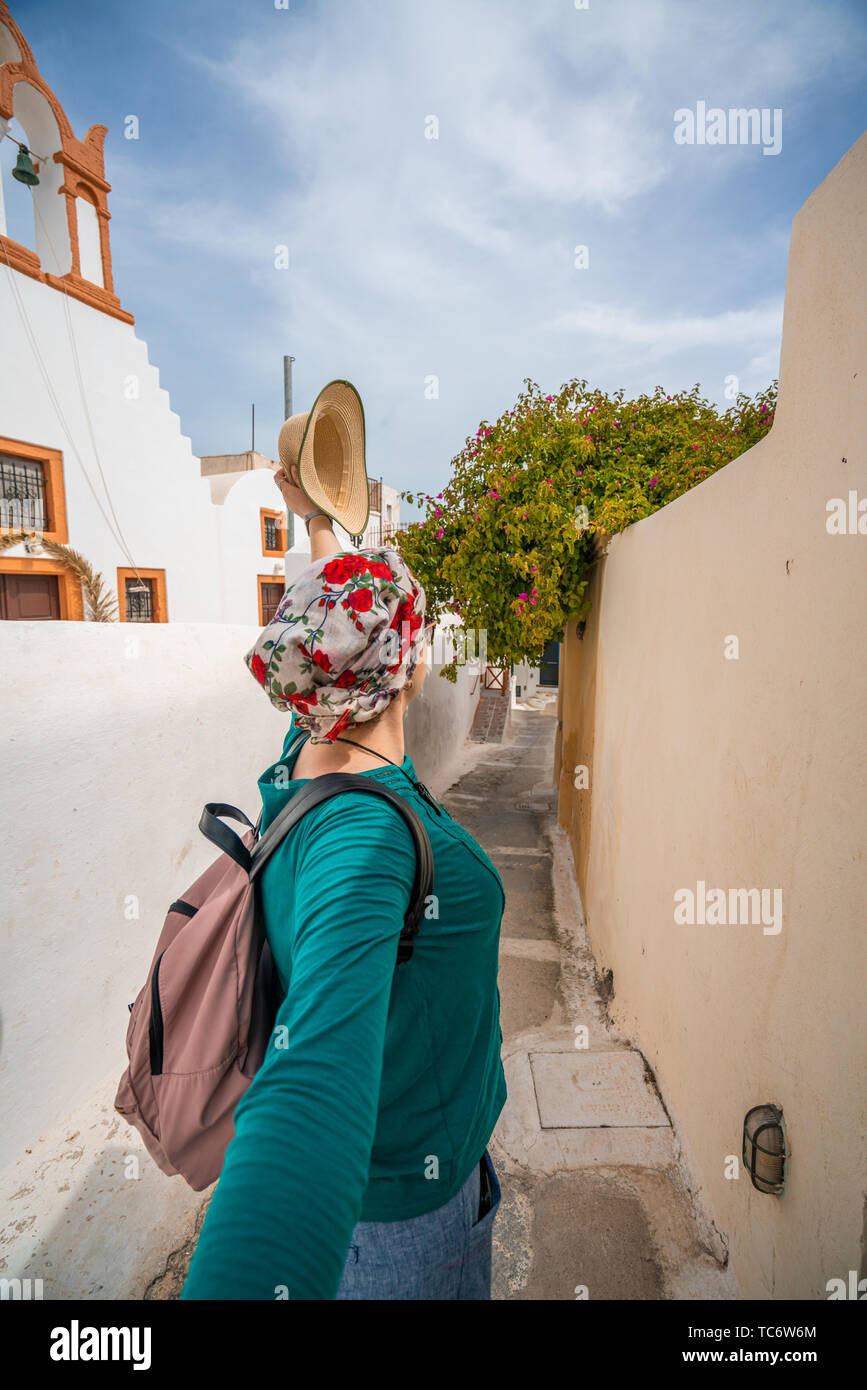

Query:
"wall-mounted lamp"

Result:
[[743, 1103, 787, 1195]]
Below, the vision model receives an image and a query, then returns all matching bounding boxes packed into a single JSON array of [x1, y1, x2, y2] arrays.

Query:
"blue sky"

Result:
[[5, 0, 866, 518]]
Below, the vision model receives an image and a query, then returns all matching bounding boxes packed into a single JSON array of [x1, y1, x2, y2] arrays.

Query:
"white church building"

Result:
[[0, 3, 398, 629]]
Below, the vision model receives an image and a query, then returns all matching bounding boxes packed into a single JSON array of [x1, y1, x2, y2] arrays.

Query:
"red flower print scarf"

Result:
[[245, 546, 427, 743]]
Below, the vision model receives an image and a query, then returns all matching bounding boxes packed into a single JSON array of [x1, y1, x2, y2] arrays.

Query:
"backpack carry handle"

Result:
[[199, 803, 256, 874], [249, 774, 434, 964]]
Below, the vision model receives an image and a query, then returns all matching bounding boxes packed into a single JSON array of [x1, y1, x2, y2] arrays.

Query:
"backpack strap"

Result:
[[249, 773, 434, 965], [199, 728, 308, 860], [198, 804, 256, 873]]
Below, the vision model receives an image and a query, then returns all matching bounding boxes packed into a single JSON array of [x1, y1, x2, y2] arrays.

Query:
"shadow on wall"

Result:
[[404, 641, 481, 790], [0, 1070, 209, 1300]]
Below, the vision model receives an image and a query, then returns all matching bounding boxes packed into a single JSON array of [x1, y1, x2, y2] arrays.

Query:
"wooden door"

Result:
[[260, 581, 284, 624], [0, 572, 60, 619]]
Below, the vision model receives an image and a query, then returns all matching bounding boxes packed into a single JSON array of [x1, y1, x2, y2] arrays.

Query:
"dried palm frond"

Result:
[[0, 530, 118, 621]]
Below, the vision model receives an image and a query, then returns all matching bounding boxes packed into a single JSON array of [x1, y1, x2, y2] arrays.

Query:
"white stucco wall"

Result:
[[213, 467, 293, 625], [0, 269, 290, 624], [0, 615, 482, 1296], [0, 622, 290, 1172], [0, 621, 293, 1297], [0, 262, 411, 627], [0, 271, 219, 618], [405, 630, 481, 791], [512, 660, 541, 703]]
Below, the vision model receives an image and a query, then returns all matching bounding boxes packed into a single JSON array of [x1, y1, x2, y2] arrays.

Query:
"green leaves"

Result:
[[398, 376, 776, 676]]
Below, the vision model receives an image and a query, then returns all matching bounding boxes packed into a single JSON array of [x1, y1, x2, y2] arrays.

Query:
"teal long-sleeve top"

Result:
[[181, 719, 507, 1300]]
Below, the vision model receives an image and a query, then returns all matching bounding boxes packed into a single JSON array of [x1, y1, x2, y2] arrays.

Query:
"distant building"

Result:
[[360, 477, 403, 550], [0, 4, 396, 627]]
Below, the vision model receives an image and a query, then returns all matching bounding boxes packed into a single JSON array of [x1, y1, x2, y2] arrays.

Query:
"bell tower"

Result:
[[0, 1, 132, 322]]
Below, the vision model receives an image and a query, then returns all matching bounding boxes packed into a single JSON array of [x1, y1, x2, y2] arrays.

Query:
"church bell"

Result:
[[12, 145, 39, 186]]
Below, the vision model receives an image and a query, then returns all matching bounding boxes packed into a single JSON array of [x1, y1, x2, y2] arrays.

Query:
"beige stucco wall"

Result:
[[556, 133, 867, 1299]]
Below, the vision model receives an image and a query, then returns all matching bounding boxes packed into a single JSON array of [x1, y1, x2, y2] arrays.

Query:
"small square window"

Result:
[[125, 577, 154, 622], [0, 453, 47, 531], [261, 509, 286, 555]]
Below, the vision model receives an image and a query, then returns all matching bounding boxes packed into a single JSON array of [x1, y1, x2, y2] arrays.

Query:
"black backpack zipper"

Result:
[[149, 952, 165, 1075]]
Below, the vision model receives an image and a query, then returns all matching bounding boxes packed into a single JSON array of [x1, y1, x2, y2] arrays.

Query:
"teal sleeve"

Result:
[[181, 793, 416, 1301]]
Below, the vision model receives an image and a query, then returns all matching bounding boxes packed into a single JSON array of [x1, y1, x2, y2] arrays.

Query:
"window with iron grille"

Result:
[[0, 453, 47, 531], [367, 478, 381, 513], [264, 515, 280, 552], [125, 577, 154, 622]]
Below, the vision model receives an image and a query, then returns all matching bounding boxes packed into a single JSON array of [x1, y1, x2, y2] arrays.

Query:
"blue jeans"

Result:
[[336, 1149, 502, 1300]]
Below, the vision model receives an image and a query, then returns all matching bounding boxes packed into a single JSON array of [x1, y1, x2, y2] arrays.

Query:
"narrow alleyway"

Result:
[[148, 695, 738, 1301], [441, 696, 738, 1300]]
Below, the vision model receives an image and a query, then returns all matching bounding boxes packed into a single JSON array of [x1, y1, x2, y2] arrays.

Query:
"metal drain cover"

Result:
[[530, 1051, 670, 1128]]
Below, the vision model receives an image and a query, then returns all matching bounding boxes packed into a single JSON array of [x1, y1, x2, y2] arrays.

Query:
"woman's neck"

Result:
[[292, 701, 406, 777]]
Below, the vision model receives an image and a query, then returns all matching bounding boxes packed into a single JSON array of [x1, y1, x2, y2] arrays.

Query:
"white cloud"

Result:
[[112, 0, 861, 485], [548, 300, 785, 355]]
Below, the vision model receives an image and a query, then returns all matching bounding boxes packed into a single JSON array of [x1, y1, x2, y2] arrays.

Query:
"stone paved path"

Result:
[[439, 697, 738, 1300], [469, 676, 511, 742]]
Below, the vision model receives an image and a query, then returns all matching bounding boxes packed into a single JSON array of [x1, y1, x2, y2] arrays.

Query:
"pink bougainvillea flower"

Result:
[[437, 528, 444, 538]]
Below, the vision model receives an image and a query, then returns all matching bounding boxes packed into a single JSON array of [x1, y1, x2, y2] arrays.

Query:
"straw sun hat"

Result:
[[277, 379, 370, 537]]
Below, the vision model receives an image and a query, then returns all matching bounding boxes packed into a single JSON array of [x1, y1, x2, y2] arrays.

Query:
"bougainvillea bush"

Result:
[[396, 377, 777, 680]]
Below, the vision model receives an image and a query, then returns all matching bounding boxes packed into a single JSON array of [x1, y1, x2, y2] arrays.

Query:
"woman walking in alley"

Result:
[[181, 451, 507, 1301]]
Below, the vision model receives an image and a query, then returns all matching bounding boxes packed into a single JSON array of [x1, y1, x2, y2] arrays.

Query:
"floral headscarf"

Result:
[[245, 546, 427, 743]]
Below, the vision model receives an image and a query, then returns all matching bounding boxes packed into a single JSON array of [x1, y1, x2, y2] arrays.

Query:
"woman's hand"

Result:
[[275, 461, 341, 559], [274, 462, 313, 518]]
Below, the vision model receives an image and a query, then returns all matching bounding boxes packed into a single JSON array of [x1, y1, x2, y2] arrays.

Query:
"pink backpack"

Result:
[[114, 772, 433, 1191]]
